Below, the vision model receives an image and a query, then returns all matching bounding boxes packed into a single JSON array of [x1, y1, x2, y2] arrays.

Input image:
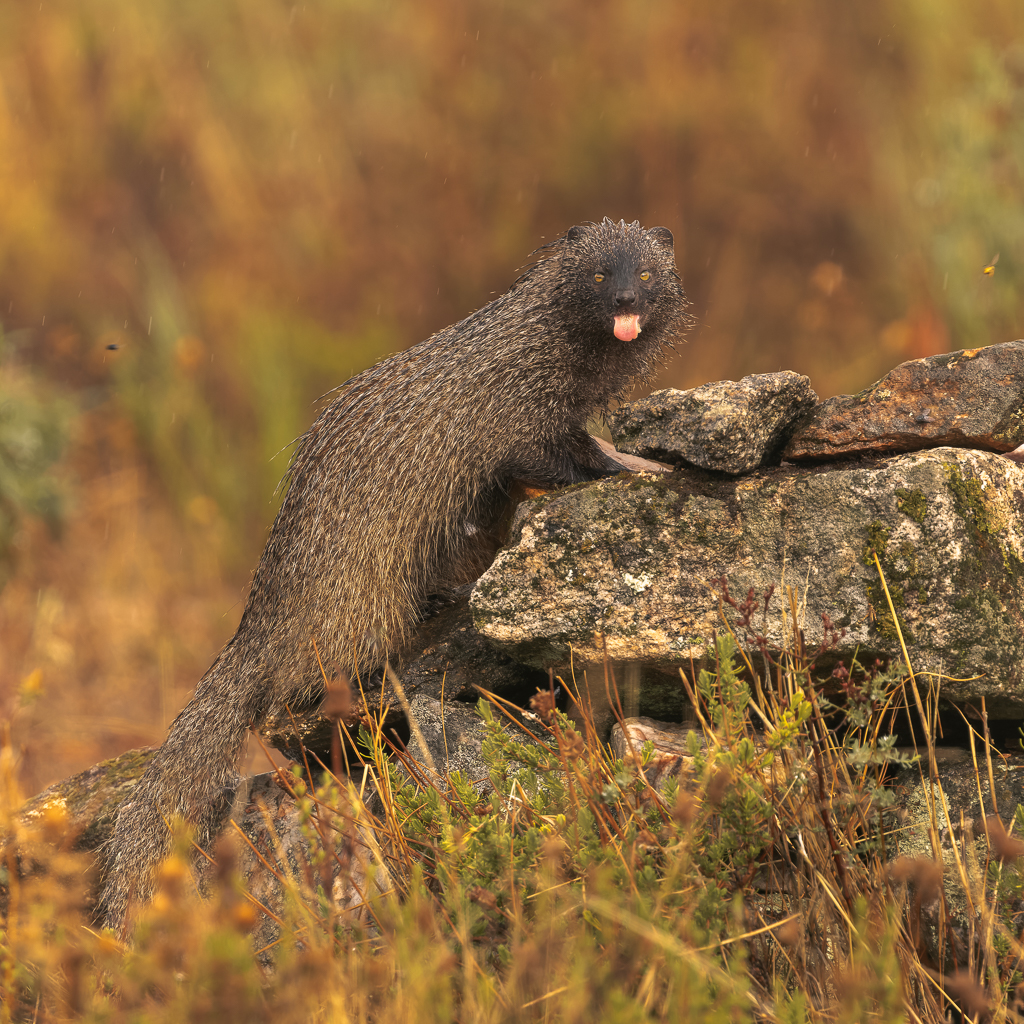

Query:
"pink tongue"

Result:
[[613, 314, 641, 341]]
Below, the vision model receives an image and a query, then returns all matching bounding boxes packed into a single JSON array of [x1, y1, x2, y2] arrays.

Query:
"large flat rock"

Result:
[[470, 448, 1024, 714]]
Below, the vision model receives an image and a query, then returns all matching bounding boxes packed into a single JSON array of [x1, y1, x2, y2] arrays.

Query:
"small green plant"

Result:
[[0, 359, 69, 588]]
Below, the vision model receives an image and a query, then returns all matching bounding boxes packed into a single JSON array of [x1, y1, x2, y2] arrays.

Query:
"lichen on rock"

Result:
[[471, 447, 1024, 714]]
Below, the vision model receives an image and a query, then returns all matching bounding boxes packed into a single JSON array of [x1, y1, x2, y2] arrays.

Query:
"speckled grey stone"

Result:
[[471, 447, 1024, 715], [608, 372, 817, 474]]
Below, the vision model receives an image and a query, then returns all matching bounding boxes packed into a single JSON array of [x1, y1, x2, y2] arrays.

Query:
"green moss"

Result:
[[860, 521, 914, 643], [943, 464, 996, 538], [941, 462, 1024, 581], [894, 487, 927, 524], [1006, 548, 1024, 584], [865, 578, 911, 644], [861, 521, 890, 565]]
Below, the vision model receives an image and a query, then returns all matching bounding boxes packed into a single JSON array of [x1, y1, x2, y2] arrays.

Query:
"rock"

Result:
[[225, 770, 386, 951], [260, 595, 547, 767], [403, 693, 537, 788], [784, 341, 1024, 461], [260, 681, 403, 768], [608, 372, 817, 474], [399, 596, 549, 702], [610, 717, 696, 760], [610, 717, 701, 789], [471, 447, 1024, 714], [888, 750, 1024, 969], [16, 747, 156, 854]]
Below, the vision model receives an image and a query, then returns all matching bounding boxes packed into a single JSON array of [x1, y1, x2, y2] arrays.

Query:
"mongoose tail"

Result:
[[99, 218, 692, 929], [98, 643, 261, 928]]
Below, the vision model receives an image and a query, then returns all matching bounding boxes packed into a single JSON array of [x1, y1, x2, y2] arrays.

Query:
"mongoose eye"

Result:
[[594, 273, 605, 283], [640, 271, 651, 282]]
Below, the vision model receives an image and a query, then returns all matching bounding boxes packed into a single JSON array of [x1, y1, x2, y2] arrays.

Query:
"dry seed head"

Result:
[[213, 833, 239, 883], [541, 835, 569, 878], [321, 674, 353, 721], [559, 729, 585, 761], [39, 800, 70, 844], [149, 891, 173, 916], [468, 885, 498, 911], [541, 835, 568, 861], [706, 767, 732, 807], [979, 813, 1024, 862], [942, 971, 990, 1017], [637, 828, 658, 848], [773, 917, 800, 946], [415, 899, 436, 935], [230, 900, 259, 933], [672, 789, 698, 826], [155, 854, 190, 897], [529, 689, 556, 724], [888, 856, 942, 902], [436, 952, 459, 976]]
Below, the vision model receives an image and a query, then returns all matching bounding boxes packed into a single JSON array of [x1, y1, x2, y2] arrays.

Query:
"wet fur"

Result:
[[99, 218, 692, 927]]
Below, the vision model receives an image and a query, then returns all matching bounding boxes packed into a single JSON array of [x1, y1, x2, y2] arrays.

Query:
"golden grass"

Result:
[[3, 574, 1024, 1022]]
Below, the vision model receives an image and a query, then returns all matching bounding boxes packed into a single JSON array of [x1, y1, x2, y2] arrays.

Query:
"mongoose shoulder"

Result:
[[99, 217, 692, 927]]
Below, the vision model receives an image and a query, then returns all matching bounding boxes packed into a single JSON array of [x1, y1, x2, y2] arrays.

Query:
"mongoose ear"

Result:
[[646, 226, 674, 249], [566, 225, 586, 242]]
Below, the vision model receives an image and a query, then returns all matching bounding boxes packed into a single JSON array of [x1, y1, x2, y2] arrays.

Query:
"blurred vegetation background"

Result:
[[0, 0, 1021, 794]]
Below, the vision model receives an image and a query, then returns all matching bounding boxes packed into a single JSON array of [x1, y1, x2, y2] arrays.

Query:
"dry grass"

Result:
[[3, 573, 1024, 1022], [0, 397, 247, 794]]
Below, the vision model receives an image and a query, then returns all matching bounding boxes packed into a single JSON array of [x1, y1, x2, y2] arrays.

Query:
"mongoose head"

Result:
[[559, 217, 684, 346]]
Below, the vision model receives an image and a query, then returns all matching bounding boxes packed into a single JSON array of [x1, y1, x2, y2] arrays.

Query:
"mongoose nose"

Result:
[[615, 289, 637, 307]]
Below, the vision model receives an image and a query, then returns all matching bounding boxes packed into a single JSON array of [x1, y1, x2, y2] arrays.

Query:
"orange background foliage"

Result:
[[0, 0, 1021, 793]]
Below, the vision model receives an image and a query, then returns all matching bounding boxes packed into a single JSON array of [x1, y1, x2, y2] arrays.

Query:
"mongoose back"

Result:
[[100, 217, 691, 927]]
